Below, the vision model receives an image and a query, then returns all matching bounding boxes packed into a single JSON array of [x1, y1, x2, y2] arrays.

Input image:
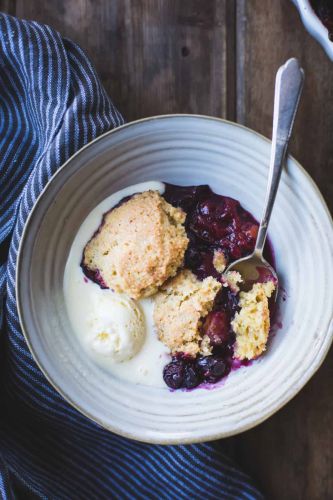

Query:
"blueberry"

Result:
[[185, 246, 218, 281], [163, 361, 184, 389], [185, 246, 205, 269], [183, 363, 202, 389], [196, 355, 230, 383]]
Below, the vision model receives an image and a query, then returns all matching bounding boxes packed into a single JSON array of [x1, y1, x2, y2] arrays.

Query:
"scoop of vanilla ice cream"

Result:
[[86, 292, 145, 362]]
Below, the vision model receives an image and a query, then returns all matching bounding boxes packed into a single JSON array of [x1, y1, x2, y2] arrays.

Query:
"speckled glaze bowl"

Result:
[[16, 115, 333, 444]]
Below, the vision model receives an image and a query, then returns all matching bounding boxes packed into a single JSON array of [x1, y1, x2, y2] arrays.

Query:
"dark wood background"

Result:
[[2, 1, 333, 499]]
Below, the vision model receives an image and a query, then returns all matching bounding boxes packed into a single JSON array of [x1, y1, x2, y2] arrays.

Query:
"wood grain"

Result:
[[0, 0, 15, 15], [10, 0, 233, 121], [237, 0, 333, 214], [230, 4, 333, 499], [1, 0, 333, 498]]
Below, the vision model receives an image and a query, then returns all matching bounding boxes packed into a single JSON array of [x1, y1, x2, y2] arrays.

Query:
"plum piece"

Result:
[[202, 311, 231, 347]]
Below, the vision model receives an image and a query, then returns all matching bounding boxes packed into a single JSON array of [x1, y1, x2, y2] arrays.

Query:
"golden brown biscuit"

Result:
[[231, 281, 275, 360], [153, 269, 222, 356], [213, 250, 227, 273], [83, 191, 189, 299], [222, 270, 242, 293]]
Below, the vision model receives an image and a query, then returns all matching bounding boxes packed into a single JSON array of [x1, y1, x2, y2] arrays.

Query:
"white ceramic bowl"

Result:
[[17, 115, 333, 444], [292, 0, 333, 60]]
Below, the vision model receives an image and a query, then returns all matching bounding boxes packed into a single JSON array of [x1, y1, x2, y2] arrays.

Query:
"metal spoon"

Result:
[[225, 58, 304, 298]]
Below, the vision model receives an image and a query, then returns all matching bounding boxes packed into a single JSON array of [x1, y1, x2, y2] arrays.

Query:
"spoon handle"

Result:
[[255, 58, 304, 257]]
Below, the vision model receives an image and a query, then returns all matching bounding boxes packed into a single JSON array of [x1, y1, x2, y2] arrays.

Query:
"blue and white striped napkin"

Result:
[[0, 12, 263, 499]]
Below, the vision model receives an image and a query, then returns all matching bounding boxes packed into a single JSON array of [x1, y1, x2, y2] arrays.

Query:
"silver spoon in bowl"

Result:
[[225, 58, 304, 298]]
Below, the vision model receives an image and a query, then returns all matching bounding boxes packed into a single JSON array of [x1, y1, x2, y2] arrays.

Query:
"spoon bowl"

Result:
[[226, 251, 278, 296]]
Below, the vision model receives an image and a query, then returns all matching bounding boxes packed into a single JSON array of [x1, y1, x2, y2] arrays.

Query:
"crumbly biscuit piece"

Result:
[[200, 335, 213, 356], [83, 191, 189, 299], [222, 271, 243, 293], [153, 269, 222, 356], [213, 250, 227, 273], [231, 281, 275, 360]]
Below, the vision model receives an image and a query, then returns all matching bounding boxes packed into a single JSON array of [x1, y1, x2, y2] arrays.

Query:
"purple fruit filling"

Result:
[[163, 183, 274, 280], [163, 352, 232, 390], [81, 266, 108, 289], [162, 183, 276, 390]]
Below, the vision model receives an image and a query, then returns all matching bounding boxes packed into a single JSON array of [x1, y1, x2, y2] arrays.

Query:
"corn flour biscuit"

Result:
[[232, 281, 275, 360], [154, 269, 222, 356], [83, 191, 189, 299]]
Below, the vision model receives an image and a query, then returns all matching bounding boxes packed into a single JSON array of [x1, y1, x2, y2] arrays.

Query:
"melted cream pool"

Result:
[[64, 181, 170, 387]]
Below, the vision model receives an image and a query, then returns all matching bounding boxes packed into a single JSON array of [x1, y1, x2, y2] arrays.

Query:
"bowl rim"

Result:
[[16, 114, 333, 444], [292, 0, 333, 61]]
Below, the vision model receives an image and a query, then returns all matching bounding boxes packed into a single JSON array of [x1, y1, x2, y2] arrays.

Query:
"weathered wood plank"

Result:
[[0, 0, 15, 16], [231, 1, 333, 499], [230, 353, 333, 500], [11, 0, 232, 121], [236, 0, 333, 214]]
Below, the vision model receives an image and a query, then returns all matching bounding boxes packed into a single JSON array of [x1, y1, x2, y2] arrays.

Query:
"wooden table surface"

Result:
[[2, 1, 333, 499]]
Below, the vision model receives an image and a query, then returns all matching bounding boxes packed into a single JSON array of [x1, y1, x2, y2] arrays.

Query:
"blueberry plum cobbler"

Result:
[[64, 181, 277, 391]]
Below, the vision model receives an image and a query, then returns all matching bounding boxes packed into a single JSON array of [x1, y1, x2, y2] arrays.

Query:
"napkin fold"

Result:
[[0, 13, 263, 499]]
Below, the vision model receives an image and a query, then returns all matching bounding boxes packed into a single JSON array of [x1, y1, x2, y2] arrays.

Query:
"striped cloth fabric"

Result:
[[0, 12, 264, 500]]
